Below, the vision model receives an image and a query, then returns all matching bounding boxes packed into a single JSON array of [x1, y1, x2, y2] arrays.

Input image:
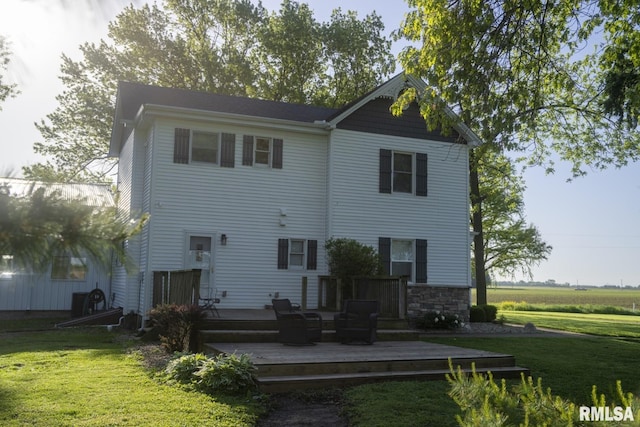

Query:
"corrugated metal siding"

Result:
[[143, 119, 329, 309], [0, 263, 110, 311], [328, 129, 470, 287], [1, 178, 114, 207]]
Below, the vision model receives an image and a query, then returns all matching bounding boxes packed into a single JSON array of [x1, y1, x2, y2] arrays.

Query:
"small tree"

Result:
[[325, 238, 383, 298]]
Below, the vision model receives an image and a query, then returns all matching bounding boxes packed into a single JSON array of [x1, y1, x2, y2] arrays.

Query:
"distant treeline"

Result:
[[494, 281, 639, 289]]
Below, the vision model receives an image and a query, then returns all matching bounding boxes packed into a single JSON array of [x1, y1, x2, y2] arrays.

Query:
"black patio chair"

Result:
[[271, 298, 322, 345], [334, 299, 379, 344]]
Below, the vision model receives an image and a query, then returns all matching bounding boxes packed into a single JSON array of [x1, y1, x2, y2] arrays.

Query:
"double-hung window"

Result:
[[173, 128, 236, 167], [379, 238, 427, 283], [277, 239, 317, 270], [391, 239, 414, 279], [393, 152, 413, 193], [191, 131, 219, 164], [379, 149, 428, 196], [243, 135, 283, 168]]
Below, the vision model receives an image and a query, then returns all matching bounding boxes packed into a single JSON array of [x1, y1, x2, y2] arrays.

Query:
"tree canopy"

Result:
[[25, 0, 395, 182], [0, 36, 18, 109], [397, 0, 640, 177], [474, 148, 552, 280]]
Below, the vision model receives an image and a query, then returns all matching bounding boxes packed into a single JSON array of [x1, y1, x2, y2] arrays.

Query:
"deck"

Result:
[[202, 310, 530, 393]]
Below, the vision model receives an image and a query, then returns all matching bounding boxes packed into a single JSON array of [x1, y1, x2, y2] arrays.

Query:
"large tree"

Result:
[[475, 148, 552, 281], [24, 0, 394, 182], [396, 0, 640, 303]]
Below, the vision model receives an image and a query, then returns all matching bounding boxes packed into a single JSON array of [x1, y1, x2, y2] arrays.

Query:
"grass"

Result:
[[0, 327, 264, 426], [500, 310, 640, 337], [345, 336, 640, 426]]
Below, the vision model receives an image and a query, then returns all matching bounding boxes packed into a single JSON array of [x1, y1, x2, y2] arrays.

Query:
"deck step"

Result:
[[257, 366, 530, 393], [200, 329, 419, 344]]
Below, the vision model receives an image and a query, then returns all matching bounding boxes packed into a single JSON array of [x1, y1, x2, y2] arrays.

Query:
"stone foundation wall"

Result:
[[407, 285, 471, 321]]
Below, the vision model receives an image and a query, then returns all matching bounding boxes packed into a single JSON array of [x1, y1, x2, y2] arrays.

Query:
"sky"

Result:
[[1, 0, 638, 287]]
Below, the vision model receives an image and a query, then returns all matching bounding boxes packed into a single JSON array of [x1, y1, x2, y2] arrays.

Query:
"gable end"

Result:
[[336, 98, 461, 143]]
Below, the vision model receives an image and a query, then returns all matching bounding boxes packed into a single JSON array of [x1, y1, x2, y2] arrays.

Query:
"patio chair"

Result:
[[272, 298, 322, 345], [198, 289, 220, 318], [334, 299, 379, 344]]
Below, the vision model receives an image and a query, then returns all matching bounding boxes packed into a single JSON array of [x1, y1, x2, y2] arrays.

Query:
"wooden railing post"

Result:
[[301, 276, 307, 310]]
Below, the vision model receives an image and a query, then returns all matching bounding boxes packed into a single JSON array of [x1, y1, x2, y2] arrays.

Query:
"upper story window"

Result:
[[191, 131, 219, 163], [393, 152, 413, 193], [174, 128, 235, 167], [379, 149, 428, 196], [243, 135, 283, 169]]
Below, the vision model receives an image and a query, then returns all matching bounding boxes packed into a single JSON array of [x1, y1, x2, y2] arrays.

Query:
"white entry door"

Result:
[[185, 235, 214, 299]]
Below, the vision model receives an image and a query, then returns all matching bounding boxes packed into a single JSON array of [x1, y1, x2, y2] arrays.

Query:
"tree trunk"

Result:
[[469, 150, 487, 305]]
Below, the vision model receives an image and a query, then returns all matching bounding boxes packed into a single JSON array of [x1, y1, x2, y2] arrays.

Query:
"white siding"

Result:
[[328, 129, 470, 287], [143, 119, 328, 309]]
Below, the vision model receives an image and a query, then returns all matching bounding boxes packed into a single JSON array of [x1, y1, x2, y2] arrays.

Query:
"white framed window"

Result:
[[289, 239, 305, 268], [254, 137, 272, 165], [51, 255, 87, 281], [191, 130, 220, 164], [393, 152, 413, 193], [391, 239, 414, 281]]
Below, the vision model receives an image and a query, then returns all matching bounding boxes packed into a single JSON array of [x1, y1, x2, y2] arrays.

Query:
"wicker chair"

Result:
[[334, 299, 379, 344], [271, 298, 322, 345]]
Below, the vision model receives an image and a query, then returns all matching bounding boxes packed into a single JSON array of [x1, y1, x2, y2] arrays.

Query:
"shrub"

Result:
[[418, 311, 464, 330], [164, 352, 208, 385], [325, 238, 383, 282], [470, 305, 498, 322], [447, 361, 640, 426], [470, 306, 486, 322], [195, 353, 257, 395], [147, 304, 205, 353]]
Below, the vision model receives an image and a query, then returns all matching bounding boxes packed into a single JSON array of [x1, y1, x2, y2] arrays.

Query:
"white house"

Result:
[[0, 178, 114, 312], [109, 73, 481, 319]]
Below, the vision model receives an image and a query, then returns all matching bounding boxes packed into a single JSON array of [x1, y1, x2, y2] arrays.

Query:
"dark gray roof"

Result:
[[116, 81, 340, 123]]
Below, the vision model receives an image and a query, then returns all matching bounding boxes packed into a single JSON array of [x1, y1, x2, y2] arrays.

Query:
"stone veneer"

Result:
[[407, 284, 471, 322]]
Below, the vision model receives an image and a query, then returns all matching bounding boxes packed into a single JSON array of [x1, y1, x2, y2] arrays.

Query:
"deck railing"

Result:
[[152, 269, 201, 306], [317, 276, 407, 319]]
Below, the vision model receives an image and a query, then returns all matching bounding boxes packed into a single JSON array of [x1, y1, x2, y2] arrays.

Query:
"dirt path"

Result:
[[257, 393, 347, 427]]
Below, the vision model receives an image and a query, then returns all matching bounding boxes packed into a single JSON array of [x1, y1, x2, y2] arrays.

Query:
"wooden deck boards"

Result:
[[206, 341, 509, 365]]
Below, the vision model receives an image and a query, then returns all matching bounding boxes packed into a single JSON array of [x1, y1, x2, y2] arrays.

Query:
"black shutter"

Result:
[[220, 133, 235, 167], [379, 149, 392, 193], [416, 153, 428, 197], [416, 239, 427, 283], [379, 237, 391, 275], [242, 135, 253, 166], [174, 128, 190, 164], [307, 240, 317, 270], [277, 239, 289, 269], [272, 138, 283, 169]]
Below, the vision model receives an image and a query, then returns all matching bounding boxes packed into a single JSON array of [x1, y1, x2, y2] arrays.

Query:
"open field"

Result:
[[476, 286, 640, 310]]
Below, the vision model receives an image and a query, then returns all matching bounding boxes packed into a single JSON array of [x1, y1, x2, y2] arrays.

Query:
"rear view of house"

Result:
[[109, 73, 480, 320]]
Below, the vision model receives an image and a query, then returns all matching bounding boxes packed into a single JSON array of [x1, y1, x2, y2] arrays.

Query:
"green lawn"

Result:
[[345, 336, 640, 426], [501, 310, 640, 337], [0, 328, 264, 426]]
